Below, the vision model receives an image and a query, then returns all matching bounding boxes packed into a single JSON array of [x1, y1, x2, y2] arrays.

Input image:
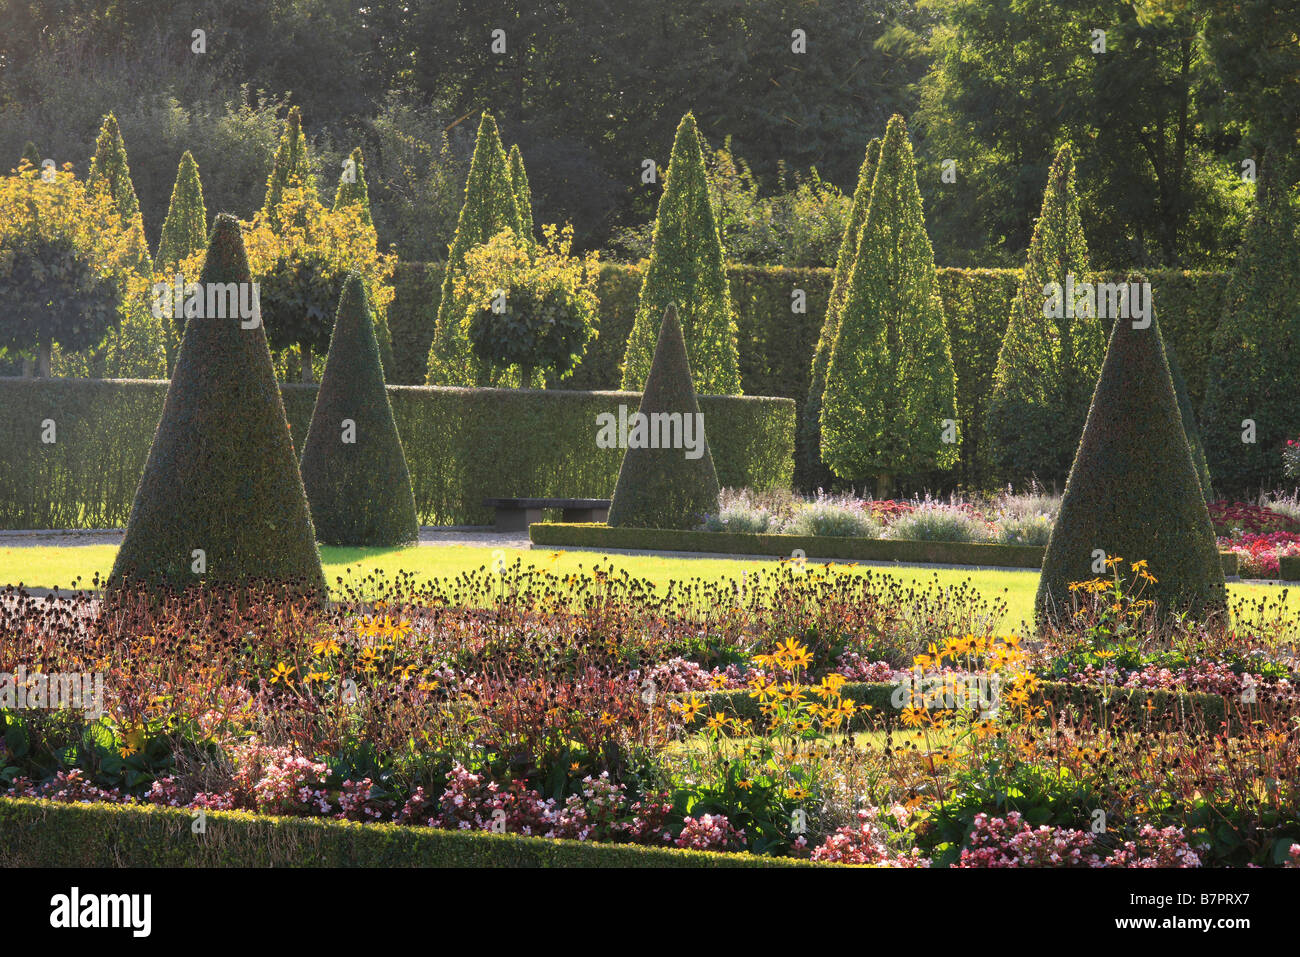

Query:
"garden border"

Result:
[[529, 523, 1241, 576], [0, 797, 822, 868]]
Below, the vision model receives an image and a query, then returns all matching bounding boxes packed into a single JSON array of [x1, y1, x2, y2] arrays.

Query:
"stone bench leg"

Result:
[[561, 507, 609, 523], [496, 507, 544, 532]]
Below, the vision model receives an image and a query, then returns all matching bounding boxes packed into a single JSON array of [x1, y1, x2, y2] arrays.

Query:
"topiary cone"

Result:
[[607, 304, 720, 529], [1037, 304, 1225, 625], [108, 214, 324, 593], [300, 272, 419, 546]]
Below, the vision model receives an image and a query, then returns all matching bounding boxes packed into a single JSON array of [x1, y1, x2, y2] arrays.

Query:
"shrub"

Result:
[[781, 493, 881, 539], [1201, 164, 1300, 493], [886, 503, 991, 543], [154, 151, 208, 272], [802, 137, 881, 490], [1037, 299, 1226, 623], [821, 115, 958, 496], [508, 143, 534, 244], [107, 215, 324, 592], [332, 146, 373, 229], [1165, 333, 1213, 500], [261, 106, 318, 229], [620, 113, 741, 395], [994, 515, 1054, 547], [299, 272, 419, 547], [427, 112, 523, 386], [86, 112, 150, 270], [608, 305, 720, 529], [988, 144, 1102, 487]]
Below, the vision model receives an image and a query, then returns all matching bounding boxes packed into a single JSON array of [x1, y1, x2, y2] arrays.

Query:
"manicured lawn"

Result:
[[2, 542, 1295, 631]]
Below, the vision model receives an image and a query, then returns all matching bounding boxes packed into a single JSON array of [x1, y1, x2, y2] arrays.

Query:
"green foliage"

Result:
[[385, 261, 444, 385], [621, 113, 741, 395], [87, 112, 142, 228], [333, 146, 373, 229], [108, 215, 324, 592], [261, 106, 318, 229], [427, 112, 523, 386], [821, 115, 958, 490], [0, 378, 792, 529], [1201, 170, 1300, 493], [803, 137, 881, 489], [155, 151, 208, 271], [459, 226, 600, 388], [988, 144, 1102, 487], [20, 141, 41, 170], [608, 305, 721, 529], [1165, 342, 1213, 501], [300, 273, 418, 546], [1038, 306, 1226, 623], [508, 144, 534, 244]]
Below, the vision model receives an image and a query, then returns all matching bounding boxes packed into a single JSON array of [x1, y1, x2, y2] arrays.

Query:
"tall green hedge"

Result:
[[155, 151, 208, 271], [108, 215, 324, 591], [0, 378, 792, 529], [332, 146, 374, 229], [300, 273, 419, 546], [509, 143, 534, 244], [621, 113, 741, 395]]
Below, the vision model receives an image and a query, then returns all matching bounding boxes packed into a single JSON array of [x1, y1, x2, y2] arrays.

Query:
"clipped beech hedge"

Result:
[[0, 378, 793, 529], [1279, 555, 1300, 581], [0, 798, 816, 868]]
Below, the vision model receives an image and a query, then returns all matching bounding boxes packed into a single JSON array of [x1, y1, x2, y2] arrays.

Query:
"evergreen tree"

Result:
[[426, 112, 522, 385], [1201, 163, 1300, 493], [262, 106, 318, 228], [1167, 341, 1213, 501], [988, 144, 1101, 487], [802, 136, 881, 488], [155, 151, 208, 271], [87, 112, 151, 271], [608, 305, 720, 529], [333, 146, 374, 229], [620, 113, 741, 395], [108, 215, 323, 592], [1038, 308, 1225, 624], [820, 115, 958, 498], [300, 272, 418, 546], [509, 143, 534, 244]]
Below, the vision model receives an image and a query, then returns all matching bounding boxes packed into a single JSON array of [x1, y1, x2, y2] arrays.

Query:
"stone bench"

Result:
[[482, 497, 611, 532]]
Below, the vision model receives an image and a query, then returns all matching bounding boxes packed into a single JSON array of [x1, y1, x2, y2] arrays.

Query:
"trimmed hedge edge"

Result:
[[0, 797, 822, 868], [1279, 555, 1300, 582], [530, 523, 1241, 575]]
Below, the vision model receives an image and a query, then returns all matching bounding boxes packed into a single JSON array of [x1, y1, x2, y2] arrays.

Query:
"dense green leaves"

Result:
[[621, 113, 741, 395], [155, 151, 208, 272], [509, 144, 534, 245], [300, 273, 418, 546], [333, 146, 374, 229], [821, 115, 957, 493], [609, 304, 721, 529], [988, 145, 1102, 487]]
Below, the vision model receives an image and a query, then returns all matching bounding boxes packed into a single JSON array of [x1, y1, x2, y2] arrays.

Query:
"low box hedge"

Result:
[[1279, 555, 1300, 581], [0, 797, 819, 868], [530, 523, 1242, 576]]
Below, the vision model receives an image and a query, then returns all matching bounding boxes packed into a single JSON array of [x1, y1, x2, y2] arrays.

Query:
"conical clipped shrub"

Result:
[[1037, 308, 1225, 625], [1201, 165, 1300, 492], [426, 112, 523, 385], [108, 215, 324, 592], [20, 141, 41, 170], [333, 146, 374, 229], [156, 151, 208, 270], [801, 136, 881, 488], [300, 272, 418, 546], [821, 115, 958, 498], [621, 113, 741, 395], [87, 112, 151, 271], [262, 106, 318, 227], [608, 304, 720, 529], [1167, 341, 1213, 500], [988, 144, 1102, 486], [508, 144, 534, 244]]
